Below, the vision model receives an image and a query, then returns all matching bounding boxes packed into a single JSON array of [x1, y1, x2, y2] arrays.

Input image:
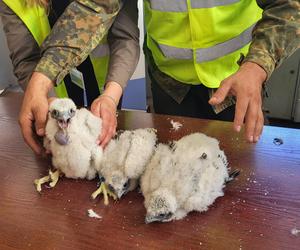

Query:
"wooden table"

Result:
[[0, 92, 300, 250]]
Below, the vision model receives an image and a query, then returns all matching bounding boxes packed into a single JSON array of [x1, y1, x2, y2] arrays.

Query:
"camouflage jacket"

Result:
[[0, 0, 139, 91], [35, 0, 121, 85]]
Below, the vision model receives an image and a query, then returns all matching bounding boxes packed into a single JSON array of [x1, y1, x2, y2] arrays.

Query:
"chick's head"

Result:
[[106, 170, 131, 199], [145, 189, 177, 223], [49, 98, 77, 129]]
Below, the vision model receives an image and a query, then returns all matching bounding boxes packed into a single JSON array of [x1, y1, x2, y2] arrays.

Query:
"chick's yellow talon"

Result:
[[49, 170, 60, 188], [91, 183, 117, 205], [34, 175, 51, 192], [33, 169, 61, 192]]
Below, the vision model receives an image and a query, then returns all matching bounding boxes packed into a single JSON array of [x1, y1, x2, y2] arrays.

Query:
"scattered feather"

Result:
[[87, 209, 102, 219], [170, 120, 183, 131], [291, 228, 300, 236]]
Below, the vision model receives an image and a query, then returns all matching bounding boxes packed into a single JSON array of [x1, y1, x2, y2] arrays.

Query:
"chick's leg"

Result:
[[34, 175, 51, 192], [49, 169, 60, 187], [91, 182, 117, 206], [34, 169, 61, 192]]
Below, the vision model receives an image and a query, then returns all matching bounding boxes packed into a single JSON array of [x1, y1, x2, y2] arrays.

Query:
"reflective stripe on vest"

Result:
[[150, 0, 187, 12], [150, 0, 241, 12], [191, 0, 240, 8], [158, 24, 254, 63]]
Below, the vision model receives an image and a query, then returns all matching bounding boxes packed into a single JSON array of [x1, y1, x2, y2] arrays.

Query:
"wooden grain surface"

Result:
[[0, 92, 299, 250]]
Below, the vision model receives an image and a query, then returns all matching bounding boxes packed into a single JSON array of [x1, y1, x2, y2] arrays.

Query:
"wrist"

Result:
[[99, 94, 118, 108], [241, 62, 267, 83], [28, 72, 54, 95], [102, 81, 122, 104]]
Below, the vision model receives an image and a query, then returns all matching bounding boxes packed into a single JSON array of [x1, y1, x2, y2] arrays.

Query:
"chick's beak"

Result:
[[145, 215, 161, 224], [117, 190, 127, 199], [57, 114, 71, 129], [145, 212, 173, 224]]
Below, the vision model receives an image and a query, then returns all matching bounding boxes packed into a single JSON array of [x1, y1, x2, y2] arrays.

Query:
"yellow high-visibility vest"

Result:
[[3, 0, 110, 97], [144, 0, 262, 88]]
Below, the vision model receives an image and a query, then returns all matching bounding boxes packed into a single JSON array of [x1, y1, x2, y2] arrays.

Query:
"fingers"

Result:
[[254, 109, 264, 142], [19, 117, 43, 155], [99, 113, 109, 143], [100, 125, 116, 148], [99, 108, 117, 147], [91, 97, 117, 147], [91, 101, 101, 116], [214, 62, 266, 143], [34, 105, 48, 136], [244, 99, 259, 142], [234, 96, 249, 133], [240, 93, 263, 142], [209, 79, 232, 105], [19, 95, 49, 155], [19, 72, 54, 155]]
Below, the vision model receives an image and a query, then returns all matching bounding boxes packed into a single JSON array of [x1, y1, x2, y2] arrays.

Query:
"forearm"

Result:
[[106, 0, 140, 90], [244, 0, 300, 79], [35, 0, 121, 85]]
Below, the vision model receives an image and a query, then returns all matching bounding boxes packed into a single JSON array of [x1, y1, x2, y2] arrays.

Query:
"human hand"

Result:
[[209, 62, 267, 143], [19, 72, 54, 154], [91, 81, 122, 148]]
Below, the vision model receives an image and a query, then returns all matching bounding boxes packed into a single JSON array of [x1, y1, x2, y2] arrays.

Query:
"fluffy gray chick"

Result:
[[97, 128, 157, 199], [141, 133, 229, 223], [44, 98, 103, 180]]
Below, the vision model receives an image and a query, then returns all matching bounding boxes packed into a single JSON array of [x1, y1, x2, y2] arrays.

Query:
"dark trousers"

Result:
[[150, 72, 235, 122]]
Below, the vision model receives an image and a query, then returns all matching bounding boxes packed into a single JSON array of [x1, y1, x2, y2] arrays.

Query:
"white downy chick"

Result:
[[44, 98, 103, 180], [97, 128, 157, 199], [141, 133, 230, 223]]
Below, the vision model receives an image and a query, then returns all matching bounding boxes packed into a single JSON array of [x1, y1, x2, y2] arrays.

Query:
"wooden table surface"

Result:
[[0, 92, 299, 250]]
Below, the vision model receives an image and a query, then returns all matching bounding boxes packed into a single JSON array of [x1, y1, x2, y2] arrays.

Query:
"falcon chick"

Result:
[[93, 128, 157, 200], [35, 98, 103, 191], [141, 133, 230, 223]]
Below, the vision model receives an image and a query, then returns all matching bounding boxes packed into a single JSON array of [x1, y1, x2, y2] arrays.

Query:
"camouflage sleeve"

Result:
[[244, 0, 300, 79], [35, 0, 121, 85]]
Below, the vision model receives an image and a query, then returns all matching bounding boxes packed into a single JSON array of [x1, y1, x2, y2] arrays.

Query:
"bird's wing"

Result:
[[77, 108, 102, 140], [124, 128, 157, 179], [141, 143, 173, 196], [43, 136, 51, 152], [100, 131, 132, 177]]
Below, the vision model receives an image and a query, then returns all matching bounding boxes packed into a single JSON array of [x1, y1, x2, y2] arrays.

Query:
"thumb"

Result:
[[91, 100, 101, 117], [48, 97, 57, 105], [34, 105, 48, 136], [209, 80, 232, 105]]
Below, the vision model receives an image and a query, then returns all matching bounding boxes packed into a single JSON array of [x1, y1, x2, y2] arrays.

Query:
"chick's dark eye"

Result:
[[69, 108, 75, 116], [51, 110, 59, 118], [123, 180, 130, 189]]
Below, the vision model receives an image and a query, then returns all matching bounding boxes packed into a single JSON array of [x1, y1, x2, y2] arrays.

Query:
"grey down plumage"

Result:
[[96, 128, 157, 199], [140, 132, 230, 223], [44, 98, 103, 180]]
